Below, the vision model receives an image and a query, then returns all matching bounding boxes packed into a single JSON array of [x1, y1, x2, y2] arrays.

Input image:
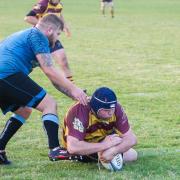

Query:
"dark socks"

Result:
[[42, 114, 60, 149], [0, 117, 23, 150]]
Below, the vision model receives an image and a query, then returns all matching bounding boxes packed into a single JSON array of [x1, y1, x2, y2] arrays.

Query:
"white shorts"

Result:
[[101, 1, 114, 10]]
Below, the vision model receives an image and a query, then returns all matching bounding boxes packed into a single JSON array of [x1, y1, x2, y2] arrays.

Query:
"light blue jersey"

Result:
[[0, 27, 50, 79]]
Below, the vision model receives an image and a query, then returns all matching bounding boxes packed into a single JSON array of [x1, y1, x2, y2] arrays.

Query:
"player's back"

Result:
[[0, 28, 49, 79]]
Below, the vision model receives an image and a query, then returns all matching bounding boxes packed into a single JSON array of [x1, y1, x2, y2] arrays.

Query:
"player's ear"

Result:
[[46, 26, 53, 36], [47, 27, 54, 35]]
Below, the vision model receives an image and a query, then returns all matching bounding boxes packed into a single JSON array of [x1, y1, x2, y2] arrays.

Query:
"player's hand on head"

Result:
[[71, 87, 88, 105]]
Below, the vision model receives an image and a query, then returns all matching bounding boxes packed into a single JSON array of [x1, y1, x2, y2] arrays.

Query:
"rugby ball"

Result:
[[100, 153, 123, 171]]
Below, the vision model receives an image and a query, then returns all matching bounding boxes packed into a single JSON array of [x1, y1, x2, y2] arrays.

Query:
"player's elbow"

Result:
[[24, 16, 37, 25], [67, 140, 83, 155], [67, 147, 75, 155], [67, 144, 78, 155], [67, 136, 84, 155]]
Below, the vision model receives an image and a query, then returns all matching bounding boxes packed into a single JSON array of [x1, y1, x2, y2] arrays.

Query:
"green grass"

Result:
[[0, 0, 180, 179]]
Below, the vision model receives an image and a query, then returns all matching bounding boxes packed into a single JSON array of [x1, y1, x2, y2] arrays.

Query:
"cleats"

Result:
[[0, 151, 11, 165], [48, 147, 70, 161]]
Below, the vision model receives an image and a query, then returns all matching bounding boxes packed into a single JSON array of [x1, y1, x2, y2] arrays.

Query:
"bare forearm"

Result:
[[45, 68, 76, 98], [24, 16, 38, 25], [114, 136, 137, 154], [51, 80, 73, 98], [37, 53, 75, 98], [68, 141, 107, 155], [67, 135, 123, 155]]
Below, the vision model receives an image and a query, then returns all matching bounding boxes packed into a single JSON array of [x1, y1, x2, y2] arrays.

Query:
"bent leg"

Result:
[[123, 148, 138, 162], [36, 94, 57, 115], [110, 7, 114, 18], [101, 2, 105, 16], [15, 107, 32, 119], [109, 2, 114, 18], [0, 72, 44, 164], [35, 94, 69, 160], [36, 94, 60, 149]]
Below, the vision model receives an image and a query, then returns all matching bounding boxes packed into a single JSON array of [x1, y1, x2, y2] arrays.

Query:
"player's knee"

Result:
[[22, 107, 32, 119], [46, 96, 57, 110], [15, 107, 32, 120], [37, 94, 57, 113], [123, 148, 138, 162]]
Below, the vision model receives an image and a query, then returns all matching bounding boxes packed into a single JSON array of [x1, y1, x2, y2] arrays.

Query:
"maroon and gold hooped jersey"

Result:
[[29, 0, 63, 19], [61, 102, 130, 148]]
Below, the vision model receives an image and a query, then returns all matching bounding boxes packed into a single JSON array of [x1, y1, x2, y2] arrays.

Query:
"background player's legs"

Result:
[[50, 40, 73, 81], [101, 2, 106, 16], [51, 49, 73, 80], [110, 6, 114, 18]]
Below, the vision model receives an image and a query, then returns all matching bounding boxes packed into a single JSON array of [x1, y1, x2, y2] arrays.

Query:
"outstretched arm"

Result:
[[24, 1, 47, 26], [24, 14, 39, 26], [60, 13, 71, 37], [36, 53, 87, 105]]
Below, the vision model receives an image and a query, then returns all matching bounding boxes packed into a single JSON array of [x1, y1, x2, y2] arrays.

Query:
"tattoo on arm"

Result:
[[41, 54, 53, 67], [52, 82, 74, 99]]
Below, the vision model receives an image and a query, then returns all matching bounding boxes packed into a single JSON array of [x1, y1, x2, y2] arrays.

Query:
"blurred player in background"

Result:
[[61, 87, 137, 164], [24, 0, 73, 81], [100, 0, 114, 18], [0, 14, 88, 165]]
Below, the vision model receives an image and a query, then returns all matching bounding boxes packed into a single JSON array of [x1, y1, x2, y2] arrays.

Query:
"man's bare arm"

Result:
[[24, 16, 39, 26], [113, 129, 137, 154], [36, 53, 88, 105], [67, 135, 122, 155]]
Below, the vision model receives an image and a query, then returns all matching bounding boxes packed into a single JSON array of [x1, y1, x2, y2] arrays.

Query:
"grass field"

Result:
[[0, 0, 180, 179]]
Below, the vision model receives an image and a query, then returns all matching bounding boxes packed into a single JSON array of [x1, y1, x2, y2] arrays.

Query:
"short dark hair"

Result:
[[40, 14, 64, 31]]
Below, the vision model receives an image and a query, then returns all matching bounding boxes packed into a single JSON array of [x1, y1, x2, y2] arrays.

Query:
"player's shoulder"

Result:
[[70, 102, 91, 115], [115, 102, 123, 111], [66, 103, 90, 126], [27, 27, 49, 46], [29, 27, 45, 37], [115, 102, 125, 115]]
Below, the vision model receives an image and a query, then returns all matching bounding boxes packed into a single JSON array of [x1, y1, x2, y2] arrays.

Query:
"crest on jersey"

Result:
[[73, 117, 84, 132]]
